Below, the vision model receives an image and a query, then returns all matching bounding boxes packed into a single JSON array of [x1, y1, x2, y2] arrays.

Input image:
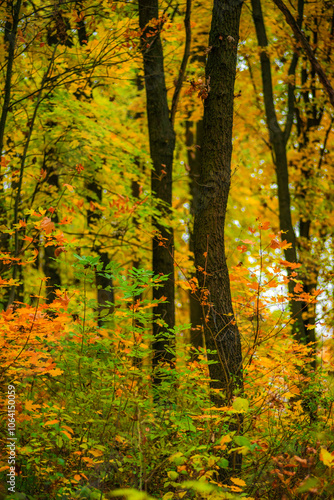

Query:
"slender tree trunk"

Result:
[[87, 181, 114, 326], [139, 0, 176, 374], [251, 0, 313, 345], [43, 164, 61, 303], [185, 120, 204, 352], [0, 0, 22, 306], [193, 0, 244, 478]]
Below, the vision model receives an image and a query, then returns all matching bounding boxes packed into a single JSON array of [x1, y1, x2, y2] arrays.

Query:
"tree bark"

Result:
[[193, 0, 243, 404], [139, 0, 176, 373], [87, 180, 114, 326], [251, 0, 313, 345], [185, 120, 204, 352], [43, 163, 61, 303]]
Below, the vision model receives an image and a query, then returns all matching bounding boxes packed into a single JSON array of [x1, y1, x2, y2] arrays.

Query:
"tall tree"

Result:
[[138, 0, 191, 378], [193, 0, 243, 406], [186, 120, 204, 352], [250, 0, 315, 346]]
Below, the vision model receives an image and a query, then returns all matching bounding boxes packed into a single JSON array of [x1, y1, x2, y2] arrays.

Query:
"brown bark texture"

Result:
[[193, 0, 244, 404], [139, 0, 176, 370], [251, 0, 315, 346]]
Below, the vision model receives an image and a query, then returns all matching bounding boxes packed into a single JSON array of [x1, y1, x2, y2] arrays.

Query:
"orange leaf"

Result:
[[280, 239, 292, 250], [55, 247, 66, 257], [237, 245, 247, 253], [270, 239, 280, 249], [44, 419, 59, 426], [248, 282, 259, 291], [64, 183, 74, 192], [279, 260, 301, 269], [48, 368, 63, 377], [61, 430, 72, 440], [23, 235, 33, 243], [259, 221, 270, 230], [294, 282, 303, 293], [40, 217, 55, 235]]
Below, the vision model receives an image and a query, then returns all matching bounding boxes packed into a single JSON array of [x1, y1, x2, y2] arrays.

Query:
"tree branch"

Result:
[[273, 0, 334, 108], [170, 0, 191, 125]]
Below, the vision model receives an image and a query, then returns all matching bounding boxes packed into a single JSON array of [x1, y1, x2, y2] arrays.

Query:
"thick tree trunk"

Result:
[[193, 0, 243, 405], [139, 0, 176, 373], [193, 0, 244, 477]]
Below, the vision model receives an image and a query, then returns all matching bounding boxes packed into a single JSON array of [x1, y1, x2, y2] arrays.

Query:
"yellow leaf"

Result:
[[320, 448, 334, 467], [89, 449, 104, 457], [25, 400, 41, 412], [231, 477, 246, 487], [82, 457, 95, 466], [220, 434, 232, 444], [64, 183, 74, 192], [48, 368, 63, 377]]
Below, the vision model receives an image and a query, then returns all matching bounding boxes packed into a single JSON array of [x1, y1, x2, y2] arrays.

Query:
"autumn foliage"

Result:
[[0, 0, 334, 499]]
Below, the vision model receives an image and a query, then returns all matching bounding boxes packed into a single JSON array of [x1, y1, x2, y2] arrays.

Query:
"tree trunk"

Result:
[[139, 0, 176, 375], [185, 120, 204, 352], [193, 0, 244, 477], [251, 0, 313, 345], [87, 180, 114, 326], [43, 165, 61, 303], [193, 0, 243, 407]]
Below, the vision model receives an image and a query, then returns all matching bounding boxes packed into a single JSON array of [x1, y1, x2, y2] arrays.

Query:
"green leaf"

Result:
[[297, 477, 319, 493], [234, 435, 251, 448], [232, 397, 249, 412], [217, 458, 229, 468], [167, 470, 179, 480], [109, 489, 155, 500]]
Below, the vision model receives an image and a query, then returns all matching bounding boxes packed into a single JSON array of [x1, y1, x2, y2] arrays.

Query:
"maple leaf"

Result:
[[76, 163, 84, 173], [40, 217, 55, 235], [270, 239, 280, 249], [48, 367, 63, 376], [280, 239, 292, 250], [294, 282, 303, 293], [259, 221, 271, 230], [24, 400, 41, 412]]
